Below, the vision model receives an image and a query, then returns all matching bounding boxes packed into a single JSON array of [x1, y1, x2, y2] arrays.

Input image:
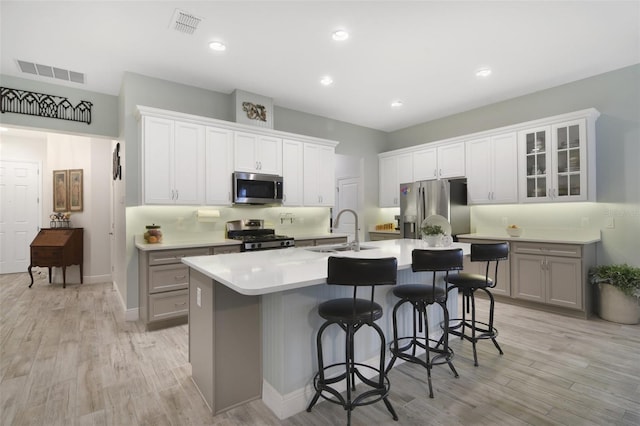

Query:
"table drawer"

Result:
[[149, 290, 188, 321], [31, 247, 62, 265], [148, 248, 210, 265], [149, 264, 189, 293]]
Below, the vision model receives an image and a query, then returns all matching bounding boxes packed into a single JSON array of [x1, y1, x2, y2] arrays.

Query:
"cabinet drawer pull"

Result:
[[154, 256, 179, 262], [174, 275, 186, 280], [175, 302, 187, 307]]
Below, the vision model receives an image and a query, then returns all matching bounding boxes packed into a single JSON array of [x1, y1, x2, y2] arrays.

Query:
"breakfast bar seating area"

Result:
[[183, 239, 470, 420]]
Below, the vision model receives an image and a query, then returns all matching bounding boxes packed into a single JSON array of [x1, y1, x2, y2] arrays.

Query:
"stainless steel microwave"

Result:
[[232, 172, 283, 205]]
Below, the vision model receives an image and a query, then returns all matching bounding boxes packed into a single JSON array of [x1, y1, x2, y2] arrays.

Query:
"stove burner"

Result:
[[227, 227, 295, 251]]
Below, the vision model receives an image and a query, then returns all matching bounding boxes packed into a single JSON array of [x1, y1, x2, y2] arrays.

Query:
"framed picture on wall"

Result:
[[69, 169, 83, 212], [53, 170, 68, 212]]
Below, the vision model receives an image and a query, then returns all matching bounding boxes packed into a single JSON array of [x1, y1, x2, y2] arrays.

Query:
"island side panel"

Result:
[[214, 281, 262, 413], [189, 269, 262, 415], [189, 269, 215, 411]]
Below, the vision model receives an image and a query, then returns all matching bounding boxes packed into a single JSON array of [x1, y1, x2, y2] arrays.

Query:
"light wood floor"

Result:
[[1, 273, 639, 425]]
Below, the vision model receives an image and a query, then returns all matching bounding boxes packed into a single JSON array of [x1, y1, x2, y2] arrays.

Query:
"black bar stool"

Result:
[[307, 256, 398, 425], [445, 242, 509, 366], [385, 248, 463, 398]]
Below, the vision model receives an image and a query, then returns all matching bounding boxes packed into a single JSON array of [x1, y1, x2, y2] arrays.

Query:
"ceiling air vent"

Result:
[[17, 60, 85, 84], [169, 9, 202, 35]]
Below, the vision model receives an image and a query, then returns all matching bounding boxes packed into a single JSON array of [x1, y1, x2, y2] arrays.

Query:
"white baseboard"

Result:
[[112, 280, 139, 321], [262, 352, 398, 420], [83, 274, 112, 284]]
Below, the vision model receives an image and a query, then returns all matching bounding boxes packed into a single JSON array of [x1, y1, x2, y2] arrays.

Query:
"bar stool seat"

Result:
[[307, 256, 398, 425], [445, 242, 509, 366], [385, 248, 463, 398]]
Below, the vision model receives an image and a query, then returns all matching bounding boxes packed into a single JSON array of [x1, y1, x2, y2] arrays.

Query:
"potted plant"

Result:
[[589, 264, 640, 324], [421, 224, 444, 247]]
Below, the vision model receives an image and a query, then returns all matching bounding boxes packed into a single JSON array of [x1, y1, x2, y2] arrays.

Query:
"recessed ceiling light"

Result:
[[391, 100, 403, 108], [209, 41, 226, 51], [332, 30, 349, 41], [320, 76, 333, 86], [475, 67, 492, 78]]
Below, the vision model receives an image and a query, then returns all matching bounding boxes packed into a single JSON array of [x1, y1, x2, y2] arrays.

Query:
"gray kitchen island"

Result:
[[182, 239, 470, 419]]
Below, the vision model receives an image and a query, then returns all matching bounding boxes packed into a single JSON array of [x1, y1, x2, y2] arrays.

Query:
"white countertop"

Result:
[[134, 233, 348, 251], [182, 239, 470, 296], [135, 235, 241, 251], [458, 230, 601, 245]]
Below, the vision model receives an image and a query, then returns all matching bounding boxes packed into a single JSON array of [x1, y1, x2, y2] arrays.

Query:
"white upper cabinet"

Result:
[[234, 132, 282, 175], [466, 133, 518, 204], [205, 126, 234, 205], [518, 117, 593, 203], [379, 108, 598, 208], [412, 147, 437, 181], [142, 117, 205, 205], [303, 143, 335, 206], [282, 139, 304, 206], [379, 153, 413, 207], [436, 142, 465, 179]]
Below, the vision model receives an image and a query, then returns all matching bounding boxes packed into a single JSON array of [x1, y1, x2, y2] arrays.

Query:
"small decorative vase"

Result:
[[422, 234, 442, 247]]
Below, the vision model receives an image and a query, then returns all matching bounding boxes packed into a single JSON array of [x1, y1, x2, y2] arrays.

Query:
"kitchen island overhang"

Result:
[[183, 239, 471, 419]]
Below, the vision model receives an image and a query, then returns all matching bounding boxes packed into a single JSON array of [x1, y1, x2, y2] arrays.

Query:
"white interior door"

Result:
[[0, 160, 40, 274], [335, 177, 360, 242]]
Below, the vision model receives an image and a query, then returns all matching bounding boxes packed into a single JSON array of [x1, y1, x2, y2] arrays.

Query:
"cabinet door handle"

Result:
[[433, 169, 437, 177], [176, 190, 179, 200], [439, 168, 442, 176]]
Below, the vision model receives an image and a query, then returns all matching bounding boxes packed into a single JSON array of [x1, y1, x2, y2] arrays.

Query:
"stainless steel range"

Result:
[[226, 219, 295, 252]]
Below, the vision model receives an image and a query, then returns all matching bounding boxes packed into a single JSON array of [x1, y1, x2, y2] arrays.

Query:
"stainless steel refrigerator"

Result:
[[399, 179, 470, 240]]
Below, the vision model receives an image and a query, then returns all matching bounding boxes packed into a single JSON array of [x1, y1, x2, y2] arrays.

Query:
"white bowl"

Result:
[[506, 227, 523, 237]]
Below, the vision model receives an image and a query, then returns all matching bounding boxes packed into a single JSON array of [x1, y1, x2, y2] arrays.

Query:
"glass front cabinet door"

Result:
[[518, 118, 589, 203]]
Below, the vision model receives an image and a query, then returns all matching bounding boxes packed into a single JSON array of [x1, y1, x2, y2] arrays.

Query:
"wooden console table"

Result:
[[28, 228, 83, 288]]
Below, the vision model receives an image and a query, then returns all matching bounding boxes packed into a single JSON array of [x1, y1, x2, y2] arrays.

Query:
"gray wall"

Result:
[[0, 75, 118, 138], [388, 64, 640, 265]]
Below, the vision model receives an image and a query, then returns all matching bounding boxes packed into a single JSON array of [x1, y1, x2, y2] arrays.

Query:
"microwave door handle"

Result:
[[274, 181, 278, 198]]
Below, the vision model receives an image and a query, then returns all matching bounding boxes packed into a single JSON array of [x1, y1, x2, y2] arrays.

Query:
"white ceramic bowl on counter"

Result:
[[506, 227, 523, 237]]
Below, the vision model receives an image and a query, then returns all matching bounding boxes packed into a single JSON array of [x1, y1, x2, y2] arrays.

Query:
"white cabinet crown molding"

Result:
[[378, 108, 600, 159], [135, 105, 339, 148]]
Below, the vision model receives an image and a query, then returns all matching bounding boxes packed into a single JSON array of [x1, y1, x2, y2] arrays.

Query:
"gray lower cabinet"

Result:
[[458, 238, 596, 318], [139, 245, 241, 329], [369, 232, 401, 241], [295, 236, 348, 247], [511, 242, 594, 314]]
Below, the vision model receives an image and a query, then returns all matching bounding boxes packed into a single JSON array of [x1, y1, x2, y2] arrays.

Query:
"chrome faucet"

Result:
[[334, 209, 360, 252]]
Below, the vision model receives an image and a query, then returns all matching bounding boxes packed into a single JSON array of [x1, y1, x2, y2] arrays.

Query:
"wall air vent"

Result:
[[169, 9, 202, 35], [17, 60, 85, 84]]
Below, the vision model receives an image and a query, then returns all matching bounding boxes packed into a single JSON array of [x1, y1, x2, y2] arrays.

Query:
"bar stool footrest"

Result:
[[311, 362, 392, 409], [444, 318, 499, 342], [389, 336, 455, 368]]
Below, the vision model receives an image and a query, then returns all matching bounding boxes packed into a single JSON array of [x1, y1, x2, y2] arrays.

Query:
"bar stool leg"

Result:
[[440, 301, 458, 378], [486, 289, 504, 355], [423, 307, 434, 398], [471, 292, 478, 366]]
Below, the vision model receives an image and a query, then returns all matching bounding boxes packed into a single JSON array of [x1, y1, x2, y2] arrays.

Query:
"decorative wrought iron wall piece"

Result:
[[0, 87, 92, 125]]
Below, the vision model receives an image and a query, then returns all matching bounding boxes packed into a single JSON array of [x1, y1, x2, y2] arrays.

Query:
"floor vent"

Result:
[[169, 9, 202, 35], [17, 60, 85, 84]]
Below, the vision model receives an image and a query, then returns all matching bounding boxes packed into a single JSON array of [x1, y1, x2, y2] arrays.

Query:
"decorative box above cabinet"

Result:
[[234, 132, 282, 175]]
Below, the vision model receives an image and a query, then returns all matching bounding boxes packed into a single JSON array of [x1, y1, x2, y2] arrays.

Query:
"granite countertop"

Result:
[[182, 239, 471, 296], [458, 230, 601, 245]]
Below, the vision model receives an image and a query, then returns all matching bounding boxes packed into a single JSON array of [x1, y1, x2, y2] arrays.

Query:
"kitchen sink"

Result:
[[304, 244, 377, 253]]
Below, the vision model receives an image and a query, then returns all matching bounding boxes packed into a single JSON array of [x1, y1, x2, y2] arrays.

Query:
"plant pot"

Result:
[[422, 235, 442, 247], [597, 283, 640, 324]]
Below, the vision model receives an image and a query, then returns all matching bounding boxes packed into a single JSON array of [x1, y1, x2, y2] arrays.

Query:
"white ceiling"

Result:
[[1, 1, 639, 132]]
